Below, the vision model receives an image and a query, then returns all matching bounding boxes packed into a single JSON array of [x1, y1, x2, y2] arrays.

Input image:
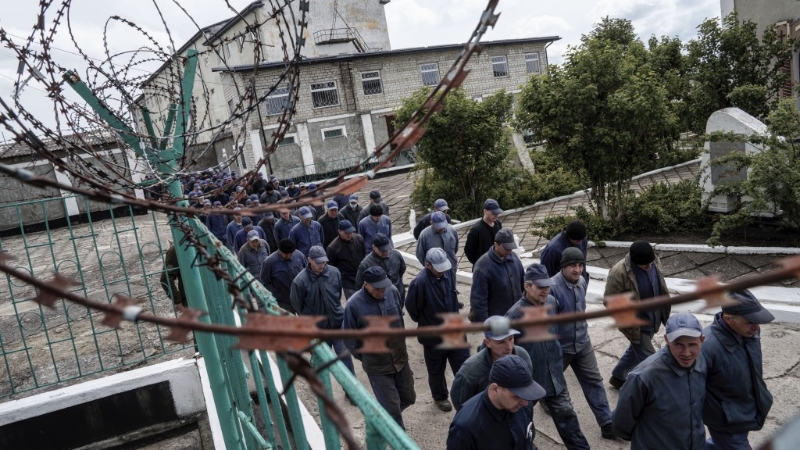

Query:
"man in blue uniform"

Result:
[[259, 239, 306, 314], [447, 354, 545, 450]]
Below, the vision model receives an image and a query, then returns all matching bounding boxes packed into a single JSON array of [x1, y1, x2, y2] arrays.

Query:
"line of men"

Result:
[[180, 182, 776, 449]]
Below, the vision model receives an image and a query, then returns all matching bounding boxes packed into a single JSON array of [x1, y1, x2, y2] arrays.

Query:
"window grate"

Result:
[[322, 127, 345, 139], [265, 86, 290, 115], [525, 53, 540, 74], [311, 81, 340, 108], [492, 56, 509, 77], [420, 63, 440, 86], [361, 71, 383, 95]]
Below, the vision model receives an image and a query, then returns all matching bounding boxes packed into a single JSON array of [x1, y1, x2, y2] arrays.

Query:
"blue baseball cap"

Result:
[[665, 312, 703, 342], [484, 199, 503, 215], [489, 355, 546, 401], [484, 315, 520, 341], [524, 264, 555, 287], [722, 290, 774, 324], [363, 266, 392, 289], [338, 220, 356, 233]]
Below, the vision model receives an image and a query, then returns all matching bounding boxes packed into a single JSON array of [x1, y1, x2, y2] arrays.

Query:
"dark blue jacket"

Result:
[[289, 220, 324, 257], [289, 265, 343, 329], [357, 215, 392, 253], [205, 213, 229, 244], [470, 248, 524, 323], [506, 295, 566, 398], [343, 286, 408, 375], [613, 347, 707, 450], [549, 271, 590, 354], [405, 268, 458, 346], [447, 390, 534, 450], [233, 226, 267, 251], [225, 221, 243, 252], [702, 313, 772, 432], [274, 216, 300, 243], [259, 250, 306, 313], [539, 231, 589, 283]]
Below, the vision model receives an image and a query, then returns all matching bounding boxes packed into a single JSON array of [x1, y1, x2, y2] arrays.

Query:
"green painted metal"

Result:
[[311, 351, 342, 450]]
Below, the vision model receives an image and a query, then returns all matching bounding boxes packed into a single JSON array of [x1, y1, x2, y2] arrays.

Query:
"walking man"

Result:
[[415, 211, 459, 279], [326, 220, 365, 299], [318, 200, 344, 249], [464, 199, 503, 266], [260, 239, 306, 314], [289, 206, 324, 257], [703, 290, 774, 449], [469, 228, 524, 323], [413, 198, 451, 240], [613, 312, 707, 449], [405, 248, 468, 412], [341, 194, 362, 228], [549, 247, 614, 439], [605, 240, 671, 388], [539, 219, 589, 284], [344, 266, 415, 429], [290, 246, 354, 375], [237, 230, 270, 278], [274, 208, 300, 243], [358, 204, 392, 253], [356, 233, 406, 301]]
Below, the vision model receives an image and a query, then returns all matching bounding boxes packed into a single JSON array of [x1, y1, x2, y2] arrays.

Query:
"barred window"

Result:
[[525, 53, 540, 74], [492, 56, 509, 77], [310, 81, 340, 108], [361, 71, 383, 95], [322, 126, 346, 140], [278, 135, 296, 146], [420, 63, 440, 86], [265, 86, 290, 115]]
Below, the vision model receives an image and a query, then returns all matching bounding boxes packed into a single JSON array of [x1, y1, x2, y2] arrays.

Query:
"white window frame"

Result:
[[525, 53, 541, 74], [310, 81, 340, 108], [420, 63, 440, 86], [492, 55, 509, 77], [360, 71, 383, 95], [265, 86, 291, 116], [278, 133, 298, 146], [321, 125, 347, 140]]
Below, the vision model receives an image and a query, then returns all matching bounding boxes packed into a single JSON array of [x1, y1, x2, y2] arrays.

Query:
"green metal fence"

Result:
[[0, 195, 193, 399], [178, 215, 419, 449]]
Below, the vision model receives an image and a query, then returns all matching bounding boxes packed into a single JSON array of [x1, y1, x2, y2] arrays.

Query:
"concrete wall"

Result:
[[731, 0, 798, 37]]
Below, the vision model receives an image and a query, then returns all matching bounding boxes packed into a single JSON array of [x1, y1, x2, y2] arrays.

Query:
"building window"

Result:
[[525, 53, 540, 74], [492, 56, 509, 77], [361, 71, 383, 95], [310, 81, 340, 108], [420, 63, 440, 86], [265, 86, 290, 115], [239, 148, 247, 169], [278, 134, 297, 146], [227, 99, 234, 115], [321, 126, 346, 140]]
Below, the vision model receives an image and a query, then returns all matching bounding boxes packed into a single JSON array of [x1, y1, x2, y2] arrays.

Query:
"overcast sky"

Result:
[[0, 0, 721, 137]]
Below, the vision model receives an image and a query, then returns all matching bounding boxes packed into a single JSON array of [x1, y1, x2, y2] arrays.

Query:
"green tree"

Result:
[[685, 13, 795, 133], [394, 88, 534, 219], [516, 18, 679, 222]]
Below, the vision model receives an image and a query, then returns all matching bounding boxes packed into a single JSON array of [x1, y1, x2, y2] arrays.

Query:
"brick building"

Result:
[[216, 37, 559, 180]]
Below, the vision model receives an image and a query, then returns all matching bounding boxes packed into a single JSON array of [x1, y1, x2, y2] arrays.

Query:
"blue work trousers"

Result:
[[541, 389, 590, 450], [562, 344, 613, 427], [611, 333, 655, 381], [422, 345, 470, 401], [705, 429, 752, 450], [329, 339, 355, 375], [367, 364, 416, 430]]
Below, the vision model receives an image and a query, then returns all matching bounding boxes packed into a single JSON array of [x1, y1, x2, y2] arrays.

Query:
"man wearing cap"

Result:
[[274, 209, 300, 243], [447, 355, 545, 450], [405, 247, 468, 412], [702, 290, 774, 449], [289, 206, 325, 257], [318, 200, 344, 249], [451, 316, 533, 411], [326, 220, 365, 299], [260, 239, 306, 314], [344, 266, 415, 428], [550, 248, 615, 439], [286, 179, 299, 198], [605, 240, 671, 388], [257, 213, 278, 253], [237, 230, 271, 278], [613, 312, 707, 449], [259, 184, 281, 209], [358, 204, 392, 254], [205, 201, 229, 247], [469, 228, 524, 323], [225, 208, 245, 252], [539, 219, 589, 284], [341, 194, 363, 227], [413, 199, 452, 240], [415, 211, 459, 281], [464, 199, 504, 266], [506, 263, 590, 449], [358, 189, 390, 221], [307, 183, 325, 218], [356, 233, 406, 301], [233, 217, 267, 251], [290, 246, 355, 375]]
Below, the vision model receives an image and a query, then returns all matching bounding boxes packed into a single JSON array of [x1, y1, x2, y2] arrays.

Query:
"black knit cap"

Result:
[[564, 220, 587, 241], [629, 240, 655, 265], [278, 239, 296, 253]]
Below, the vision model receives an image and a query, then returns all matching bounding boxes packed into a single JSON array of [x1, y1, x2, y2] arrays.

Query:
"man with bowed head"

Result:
[[469, 228, 524, 323], [358, 204, 392, 254], [325, 220, 365, 299], [447, 354, 546, 450], [260, 239, 306, 314], [464, 198, 503, 266], [702, 290, 774, 449], [613, 312, 707, 449], [450, 316, 533, 412], [289, 206, 324, 257]]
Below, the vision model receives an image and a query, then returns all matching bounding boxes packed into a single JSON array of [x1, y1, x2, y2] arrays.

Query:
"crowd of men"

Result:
[[162, 170, 776, 449]]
